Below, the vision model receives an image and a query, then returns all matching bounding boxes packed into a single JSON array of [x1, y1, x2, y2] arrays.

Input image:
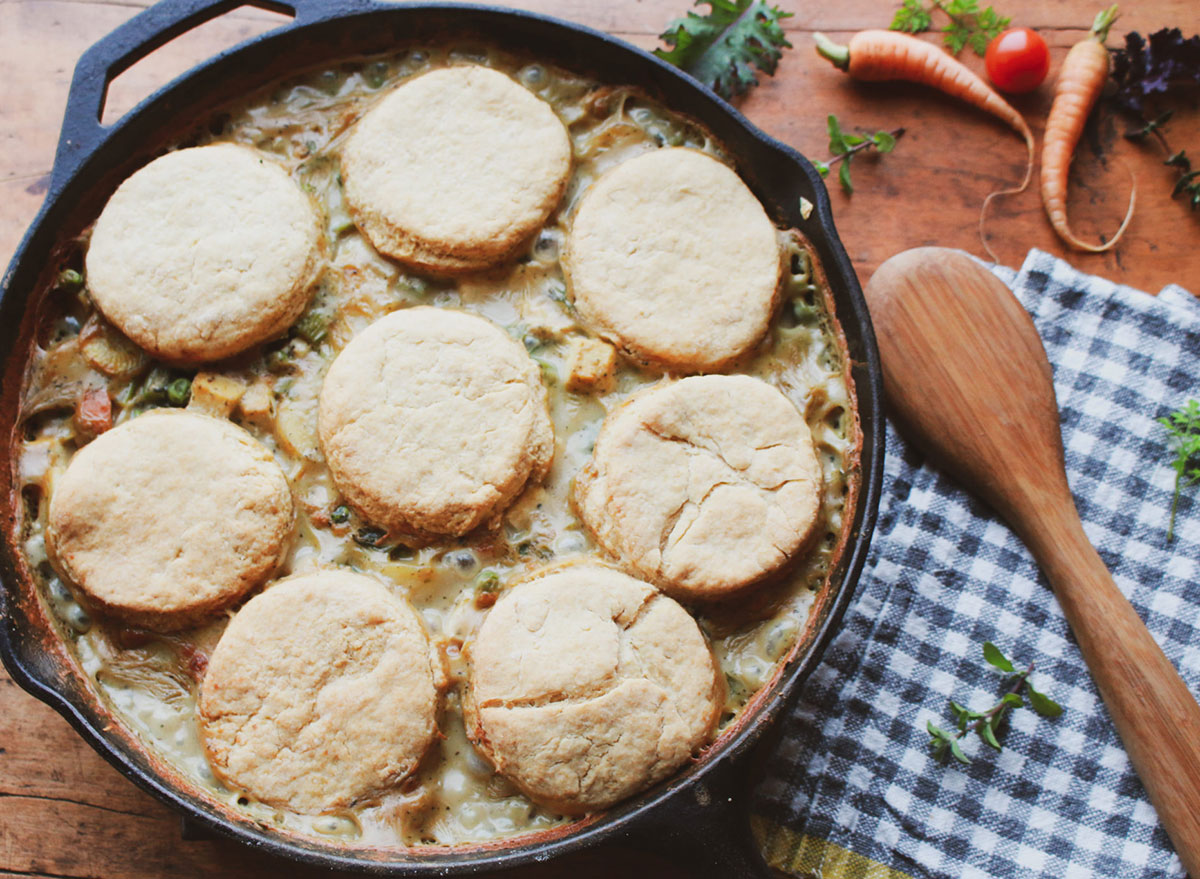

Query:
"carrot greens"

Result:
[[890, 0, 1011, 57]]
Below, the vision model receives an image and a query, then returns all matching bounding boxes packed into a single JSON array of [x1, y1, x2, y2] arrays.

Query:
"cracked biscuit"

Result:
[[199, 570, 440, 813], [465, 563, 720, 814], [45, 410, 294, 631], [341, 65, 572, 274], [85, 144, 324, 363], [563, 148, 781, 371], [574, 375, 822, 600], [317, 306, 554, 542]]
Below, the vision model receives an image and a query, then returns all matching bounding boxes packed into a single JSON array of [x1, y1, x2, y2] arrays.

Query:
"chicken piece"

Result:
[[187, 372, 246, 418], [565, 336, 617, 393], [237, 379, 275, 431]]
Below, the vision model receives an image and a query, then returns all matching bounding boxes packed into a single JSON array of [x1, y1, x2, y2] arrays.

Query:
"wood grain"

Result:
[[866, 247, 1200, 879], [1, 1, 1198, 877]]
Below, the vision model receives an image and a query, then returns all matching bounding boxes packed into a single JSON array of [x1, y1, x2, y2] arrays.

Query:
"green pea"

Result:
[[353, 526, 387, 548], [56, 269, 84, 292], [330, 504, 350, 525], [365, 61, 390, 89], [167, 377, 191, 407]]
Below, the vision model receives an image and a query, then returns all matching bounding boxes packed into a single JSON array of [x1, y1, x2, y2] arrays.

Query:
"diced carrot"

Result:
[[75, 387, 112, 437]]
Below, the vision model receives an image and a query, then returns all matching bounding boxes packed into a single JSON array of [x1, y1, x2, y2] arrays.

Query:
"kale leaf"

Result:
[[655, 0, 793, 100]]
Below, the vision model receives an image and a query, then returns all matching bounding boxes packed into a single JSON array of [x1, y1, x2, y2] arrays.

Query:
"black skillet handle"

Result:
[[49, 0, 383, 197], [619, 746, 781, 879]]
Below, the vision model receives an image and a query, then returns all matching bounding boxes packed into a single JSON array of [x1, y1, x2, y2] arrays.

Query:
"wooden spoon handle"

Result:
[[1028, 511, 1200, 877]]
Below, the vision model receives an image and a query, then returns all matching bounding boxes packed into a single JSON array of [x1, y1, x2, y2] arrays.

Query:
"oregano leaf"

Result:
[[838, 159, 854, 194], [826, 114, 848, 154], [1027, 685, 1064, 718], [873, 130, 898, 152], [979, 718, 1002, 750], [983, 641, 1015, 672]]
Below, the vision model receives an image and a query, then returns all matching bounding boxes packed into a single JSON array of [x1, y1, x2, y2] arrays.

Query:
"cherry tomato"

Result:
[[985, 27, 1050, 94]]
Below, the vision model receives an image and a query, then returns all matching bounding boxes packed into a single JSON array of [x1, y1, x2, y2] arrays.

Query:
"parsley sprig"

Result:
[[1158, 400, 1200, 542], [814, 115, 904, 194], [891, 0, 1011, 57], [928, 642, 1063, 765], [655, 0, 793, 100]]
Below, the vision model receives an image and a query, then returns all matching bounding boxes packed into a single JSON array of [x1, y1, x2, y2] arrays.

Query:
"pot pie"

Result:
[[12, 47, 858, 848], [85, 144, 325, 363], [199, 570, 442, 814], [465, 563, 721, 814], [575, 374, 823, 600], [45, 410, 293, 632], [318, 306, 554, 542], [341, 65, 573, 273], [564, 147, 782, 371]]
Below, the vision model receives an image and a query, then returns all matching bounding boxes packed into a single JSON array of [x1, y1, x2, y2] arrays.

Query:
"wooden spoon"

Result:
[[865, 247, 1200, 876]]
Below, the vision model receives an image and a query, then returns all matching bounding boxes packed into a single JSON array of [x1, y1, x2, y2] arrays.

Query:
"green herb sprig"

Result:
[[655, 0, 793, 100], [814, 115, 904, 194], [927, 641, 1063, 765], [1158, 399, 1200, 541], [890, 0, 1011, 57]]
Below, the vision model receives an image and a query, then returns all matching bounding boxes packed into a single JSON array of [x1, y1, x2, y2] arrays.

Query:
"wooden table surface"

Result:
[[1, 2, 1197, 878]]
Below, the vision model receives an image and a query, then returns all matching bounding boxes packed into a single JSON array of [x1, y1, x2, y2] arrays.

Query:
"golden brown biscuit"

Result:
[[465, 564, 720, 814], [574, 375, 822, 599], [198, 570, 440, 813], [340, 66, 571, 273], [85, 144, 324, 363], [317, 306, 554, 542], [45, 410, 294, 631], [563, 148, 781, 371]]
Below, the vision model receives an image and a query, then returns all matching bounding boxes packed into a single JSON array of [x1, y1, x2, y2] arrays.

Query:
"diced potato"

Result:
[[564, 337, 617, 393], [187, 372, 246, 418], [237, 379, 275, 431], [274, 371, 322, 461]]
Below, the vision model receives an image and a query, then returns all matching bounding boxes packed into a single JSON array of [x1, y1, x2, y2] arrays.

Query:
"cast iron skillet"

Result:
[[0, 1, 884, 875]]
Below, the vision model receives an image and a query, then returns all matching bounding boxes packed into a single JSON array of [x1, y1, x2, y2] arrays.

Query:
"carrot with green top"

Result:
[[814, 29, 1033, 261], [1041, 5, 1135, 252]]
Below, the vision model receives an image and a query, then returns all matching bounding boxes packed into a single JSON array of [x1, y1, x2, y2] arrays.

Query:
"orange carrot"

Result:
[[1041, 5, 1135, 252], [814, 29, 1034, 262]]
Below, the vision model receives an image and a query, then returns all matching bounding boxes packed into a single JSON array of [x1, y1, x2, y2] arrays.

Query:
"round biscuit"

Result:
[[574, 375, 822, 599], [45, 410, 294, 631], [317, 306, 554, 541], [466, 564, 720, 814], [340, 65, 571, 273], [563, 148, 781, 371], [198, 570, 440, 813], [85, 144, 325, 363]]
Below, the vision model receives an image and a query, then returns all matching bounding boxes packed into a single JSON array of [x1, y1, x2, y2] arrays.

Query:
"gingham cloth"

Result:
[[753, 249, 1199, 879]]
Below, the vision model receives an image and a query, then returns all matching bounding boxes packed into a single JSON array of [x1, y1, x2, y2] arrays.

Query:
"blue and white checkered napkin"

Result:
[[753, 250, 1200, 879]]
